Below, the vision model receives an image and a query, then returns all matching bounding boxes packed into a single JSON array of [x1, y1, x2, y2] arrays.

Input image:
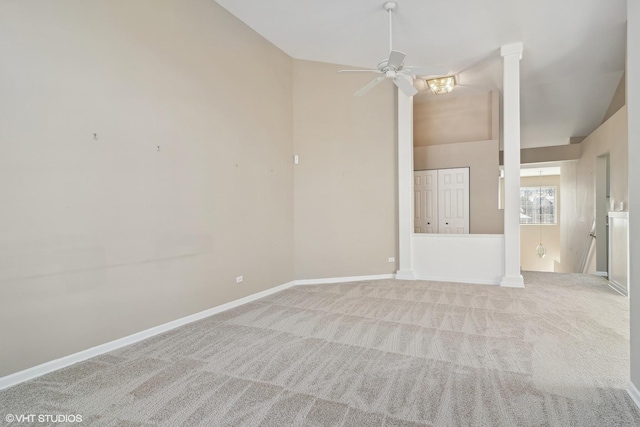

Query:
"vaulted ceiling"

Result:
[[215, 0, 626, 148]]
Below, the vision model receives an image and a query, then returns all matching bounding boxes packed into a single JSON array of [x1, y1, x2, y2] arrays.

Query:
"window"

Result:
[[520, 186, 556, 224]]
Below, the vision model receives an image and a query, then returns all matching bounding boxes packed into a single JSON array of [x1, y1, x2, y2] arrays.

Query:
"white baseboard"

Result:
[[0, 280, 296, 391], [395, 270, 416, 280], [415, 275, 500, 286], [0, 273, 398, 390], [0, 270, 510, 391], [608, 280, 629, 297], [500, 275, 525, 288], [294, 274, 395, 286], [629, 381, 640, 411], [594, 271, 608, 277]]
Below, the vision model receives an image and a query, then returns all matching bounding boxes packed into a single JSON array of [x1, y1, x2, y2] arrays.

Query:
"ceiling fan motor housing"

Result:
[[337, 1, 445, 97]]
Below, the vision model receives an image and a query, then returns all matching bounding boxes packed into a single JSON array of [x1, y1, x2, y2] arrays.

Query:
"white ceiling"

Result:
[[215, 0, 626, 149]]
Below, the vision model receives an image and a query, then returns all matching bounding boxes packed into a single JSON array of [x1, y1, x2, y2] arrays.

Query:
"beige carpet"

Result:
[[1, 272, 639, 426]]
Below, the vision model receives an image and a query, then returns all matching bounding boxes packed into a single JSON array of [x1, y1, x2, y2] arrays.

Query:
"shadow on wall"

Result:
[[559, 107, 628, 274]]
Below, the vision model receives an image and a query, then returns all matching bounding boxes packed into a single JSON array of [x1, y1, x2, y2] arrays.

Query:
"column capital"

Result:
[[500, 42, 524, 60]]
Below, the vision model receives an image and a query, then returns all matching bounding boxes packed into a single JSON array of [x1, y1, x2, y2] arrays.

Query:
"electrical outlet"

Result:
[[388, 257, 395, 263], [236, 276, 244, 283]]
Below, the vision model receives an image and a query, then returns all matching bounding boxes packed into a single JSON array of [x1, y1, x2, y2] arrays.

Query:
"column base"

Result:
[[395, 270, 416, 280], [629, 381, 640, 410], [500, 275, 524, 288]]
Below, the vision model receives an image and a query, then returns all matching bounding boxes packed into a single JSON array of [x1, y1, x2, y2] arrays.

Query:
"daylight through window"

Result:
[[520, 186, 556, 224]]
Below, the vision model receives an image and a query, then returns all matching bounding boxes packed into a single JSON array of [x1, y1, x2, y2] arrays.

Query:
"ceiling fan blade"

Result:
[[402, 65, 449, 76], [393, 75, 418, 97], [338, 69, 382, 73], [355, 76, 386, 96], [387, 50, 406, 70]]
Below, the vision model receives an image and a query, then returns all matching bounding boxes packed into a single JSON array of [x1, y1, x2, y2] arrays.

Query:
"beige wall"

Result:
[[414, 91, 495, 146], [414, 140, 504, 234], [292, 60, 397, 279], [520, 175, 561, 272], [560, 107, 628, 273], [0, 0, 294, 376]]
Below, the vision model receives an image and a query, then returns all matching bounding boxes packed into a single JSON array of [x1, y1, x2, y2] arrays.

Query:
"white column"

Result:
[[500, 42, 524, 288], [396, 88, 415, 280], [627, 0, 640, 409]]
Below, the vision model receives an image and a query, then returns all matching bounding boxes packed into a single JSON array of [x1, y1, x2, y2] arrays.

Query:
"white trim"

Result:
[[608, 211, 629, 219], [607, 210, 629, 297], [500, 275, 525, 288], [412, 233, 504, 239], [593, 271, 608, 277], [397, 87, 415, 278], [394, 270, 416, 281], [413, 275, 500, 286], [0, 280, 296, 391], [629, 381, 640, 411], [294, 274, 395, 286], [607, 281, 628, 297]]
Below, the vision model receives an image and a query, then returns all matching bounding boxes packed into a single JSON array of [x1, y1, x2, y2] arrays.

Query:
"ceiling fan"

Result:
[[339, 2, 448, 97]]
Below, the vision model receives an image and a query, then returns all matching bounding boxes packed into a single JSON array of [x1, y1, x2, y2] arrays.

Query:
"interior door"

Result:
[[414, 170, 438, 233], [438, 168, 470, 234]]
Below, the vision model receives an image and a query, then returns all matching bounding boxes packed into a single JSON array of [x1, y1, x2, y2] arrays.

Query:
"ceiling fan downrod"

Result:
[[384, 2, 397, 53]]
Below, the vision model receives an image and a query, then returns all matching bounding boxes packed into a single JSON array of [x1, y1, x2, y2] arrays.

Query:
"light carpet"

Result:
[[1, 272, 639, 426]]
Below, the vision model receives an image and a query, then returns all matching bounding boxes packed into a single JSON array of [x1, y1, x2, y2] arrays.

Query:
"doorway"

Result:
[[595, 154, 610, 275]]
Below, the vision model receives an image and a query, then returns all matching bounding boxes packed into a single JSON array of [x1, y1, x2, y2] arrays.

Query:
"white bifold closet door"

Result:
[[414, 167, 469, 234], [414, 170, 438, 233], [437, 168, 469, 234]]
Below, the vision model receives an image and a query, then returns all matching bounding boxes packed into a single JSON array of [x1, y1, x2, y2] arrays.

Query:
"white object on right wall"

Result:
[[608, 211, 629, 296]]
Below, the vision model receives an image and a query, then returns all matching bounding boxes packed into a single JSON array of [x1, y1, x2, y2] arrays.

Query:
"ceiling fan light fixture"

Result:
[[427, 76, 456, 94]]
